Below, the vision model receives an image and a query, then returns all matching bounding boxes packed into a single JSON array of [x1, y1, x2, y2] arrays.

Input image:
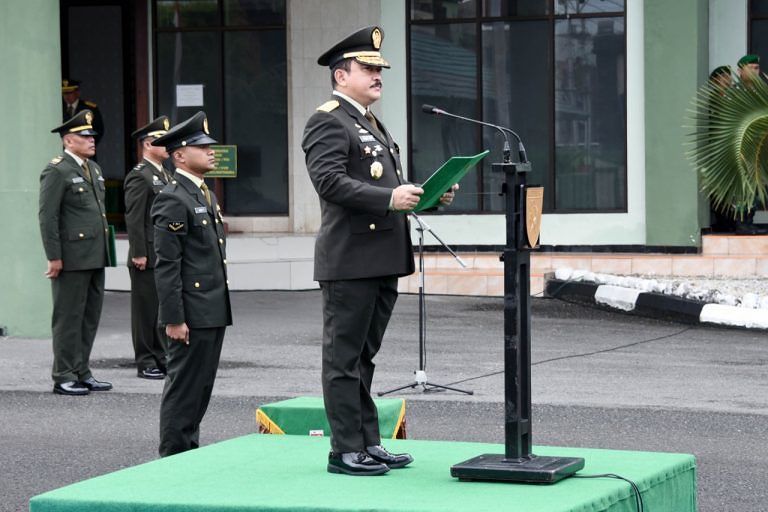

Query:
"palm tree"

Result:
[[687, 74, 768, 222]]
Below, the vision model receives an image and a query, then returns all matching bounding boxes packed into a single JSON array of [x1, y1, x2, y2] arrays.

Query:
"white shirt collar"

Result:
[[65, 149, 85, 167], [332, 91, 369, 116], [175, 168, 204, 188], [145, 158, 163, 172]]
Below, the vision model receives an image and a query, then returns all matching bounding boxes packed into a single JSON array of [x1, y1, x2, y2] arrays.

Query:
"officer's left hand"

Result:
[[439, 184, 459, 206], [45, 259, 63, 279], [132, 257, 148, 271]]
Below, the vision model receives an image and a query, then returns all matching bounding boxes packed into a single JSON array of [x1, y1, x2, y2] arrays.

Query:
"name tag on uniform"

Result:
[[194, 206, 208, 213], [153, 177, 163, 184], [359, 134, 375, 143], [72, 177, 85, 183]]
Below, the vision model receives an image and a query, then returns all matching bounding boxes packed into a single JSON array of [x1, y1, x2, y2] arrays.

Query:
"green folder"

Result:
[[107, 225, 117, 267], [414, 150, 490, 212]]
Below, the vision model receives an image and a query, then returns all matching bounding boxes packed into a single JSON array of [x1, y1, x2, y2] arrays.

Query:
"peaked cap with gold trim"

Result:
[[317, 25, 390, 69], [132, 115, 171, 140], [151, 111, 218, 151], [61, 79, 81, 93], [51, 109, 98, 136]]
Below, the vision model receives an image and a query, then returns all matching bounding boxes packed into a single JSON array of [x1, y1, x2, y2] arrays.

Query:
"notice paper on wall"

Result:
[[176, 84, 204, 107]]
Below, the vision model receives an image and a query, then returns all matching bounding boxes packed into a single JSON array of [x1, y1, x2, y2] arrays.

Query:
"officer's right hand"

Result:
[[392, 184, 424, 211], [45, 259, 63, 279], [131, 256, 148, 271], [166, 323, 190, 345]]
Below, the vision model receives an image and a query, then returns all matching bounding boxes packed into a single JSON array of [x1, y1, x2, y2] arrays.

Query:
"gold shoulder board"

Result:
[[84, 100, 98, 108], [49, 156, 63, 165], [317, 100, 339, 113]]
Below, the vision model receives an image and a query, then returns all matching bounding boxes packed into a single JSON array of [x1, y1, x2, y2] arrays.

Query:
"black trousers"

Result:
[[158, 326, 226, 457], [51, 269, 104, 383], [128, 266, 167, 371], [319, 276, 398, 453]]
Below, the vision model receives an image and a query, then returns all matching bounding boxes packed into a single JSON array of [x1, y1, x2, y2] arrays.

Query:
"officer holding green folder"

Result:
[[302, 25, 456, 476]]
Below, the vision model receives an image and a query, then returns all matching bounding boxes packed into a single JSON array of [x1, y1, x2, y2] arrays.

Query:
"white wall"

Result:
[[709, 0, 748, 72]]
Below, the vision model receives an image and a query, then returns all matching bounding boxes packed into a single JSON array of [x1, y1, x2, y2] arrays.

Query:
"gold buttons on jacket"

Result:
[[194, 282, 200, 288], [219, 238, 224, 244], [202, 219, 208, 225], [369, 223, 376, 230], [78, 187, 84, 192], [223, 259, 227, 264], [78, 233, 84, 238]]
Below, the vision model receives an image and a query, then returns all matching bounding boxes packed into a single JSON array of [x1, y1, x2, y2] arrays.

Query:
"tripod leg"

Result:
[[424, 381, 474, 395], [376, 382, 418, 397]]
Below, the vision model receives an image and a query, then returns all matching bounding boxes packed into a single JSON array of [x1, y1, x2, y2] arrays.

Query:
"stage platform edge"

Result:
[[30, 435, 696, 512]]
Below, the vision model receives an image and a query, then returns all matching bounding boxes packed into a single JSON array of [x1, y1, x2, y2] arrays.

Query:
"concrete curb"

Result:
[[545, 278, 768, 330]]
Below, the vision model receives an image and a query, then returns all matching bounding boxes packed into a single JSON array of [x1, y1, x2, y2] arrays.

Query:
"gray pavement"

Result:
[[1, 291, 767, 511]]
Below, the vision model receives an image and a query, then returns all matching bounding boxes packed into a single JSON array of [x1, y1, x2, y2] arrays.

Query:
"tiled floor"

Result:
[[399, 235, 768, 297]]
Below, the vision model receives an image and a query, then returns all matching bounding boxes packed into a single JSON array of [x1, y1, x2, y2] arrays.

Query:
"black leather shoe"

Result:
[[366, 445, 414, 469], [53, 381, 89, 396], [80, 377, 113, 391], [327, 451, 389, 476], [138, 367, 166, 380]]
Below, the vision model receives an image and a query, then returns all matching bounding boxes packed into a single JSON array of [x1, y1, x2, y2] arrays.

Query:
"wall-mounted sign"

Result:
[[207, 145, 237, 178], [176, 84, 204, 107]]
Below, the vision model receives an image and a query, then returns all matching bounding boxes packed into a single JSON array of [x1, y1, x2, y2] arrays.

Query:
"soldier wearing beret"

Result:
[[61, 79, 105, 146], [737, 54, 761, 86], [302, 25, 455, 476], [124, 116, 172, 380], [39, 110, 113, 396], [150, 111, 232, 456]]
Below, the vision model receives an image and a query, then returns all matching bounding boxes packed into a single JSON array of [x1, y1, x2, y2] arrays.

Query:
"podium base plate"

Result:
[[451, 453, 585, 484]]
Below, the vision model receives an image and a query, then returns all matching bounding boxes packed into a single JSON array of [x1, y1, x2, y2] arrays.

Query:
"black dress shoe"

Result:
[[53, 381, 89, 396], [366, 445, 414, 469], [327, 451, 389, 476], [138, 367, 166, 380], [80, 377, 113, 391]]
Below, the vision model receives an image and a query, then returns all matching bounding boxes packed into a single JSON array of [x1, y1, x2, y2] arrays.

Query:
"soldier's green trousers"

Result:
[[51, 269, 105, 383], [129, 267, 168, 371]]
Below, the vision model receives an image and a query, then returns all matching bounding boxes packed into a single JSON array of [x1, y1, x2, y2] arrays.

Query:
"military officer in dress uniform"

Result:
[[39, 109, 113, 396], [62, 79, 105, 145], [150, 111, 232, 457], [124, 116, 172, 380], [302, 26, 456, 476]]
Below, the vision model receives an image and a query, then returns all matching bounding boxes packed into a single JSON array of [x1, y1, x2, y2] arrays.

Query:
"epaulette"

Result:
[[317, 100, 339, 113], [49, 155, 64, 165], [84, 100, 98, 108], [130, 162, 147, 172]]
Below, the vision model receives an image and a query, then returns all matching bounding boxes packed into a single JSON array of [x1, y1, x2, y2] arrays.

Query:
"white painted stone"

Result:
[[594, 285, 641, 312], [701, 304, 768, 329]]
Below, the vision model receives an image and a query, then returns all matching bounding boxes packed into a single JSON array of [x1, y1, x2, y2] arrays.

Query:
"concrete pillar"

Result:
[[0, 0, 62, 336]]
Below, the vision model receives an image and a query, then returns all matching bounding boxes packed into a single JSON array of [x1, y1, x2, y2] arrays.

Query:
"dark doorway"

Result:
[[60, 0, 136, 229]]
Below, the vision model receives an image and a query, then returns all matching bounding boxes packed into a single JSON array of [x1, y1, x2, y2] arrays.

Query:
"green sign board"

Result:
[[207, 145, 237, 178]]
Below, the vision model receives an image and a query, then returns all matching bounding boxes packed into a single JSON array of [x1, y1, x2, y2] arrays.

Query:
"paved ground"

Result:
[[1, 291, 767, 511]]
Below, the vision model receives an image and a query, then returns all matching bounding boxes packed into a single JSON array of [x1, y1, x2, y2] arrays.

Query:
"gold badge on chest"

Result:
[[370, 161, 383, 180]]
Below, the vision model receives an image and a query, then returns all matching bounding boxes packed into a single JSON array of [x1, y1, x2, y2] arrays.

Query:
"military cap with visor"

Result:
[[51, 109, 98, 136], [132, 115, 170, 140], [738, 54, 760, 68], [151, 111, 217, 151], [61, 79, 81, 93], [317, 25, 390, 69]]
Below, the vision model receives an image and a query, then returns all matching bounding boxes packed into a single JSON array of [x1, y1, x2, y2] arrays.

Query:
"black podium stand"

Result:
[[450, 161, 584, 484]]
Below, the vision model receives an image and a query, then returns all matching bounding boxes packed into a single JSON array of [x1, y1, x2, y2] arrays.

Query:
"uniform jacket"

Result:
[[124, 159, 170, 268], [151, 173, 232, 329], [38, 153, 110, 270], [302, 96, 415, 281], [62, 99, 105, 144]]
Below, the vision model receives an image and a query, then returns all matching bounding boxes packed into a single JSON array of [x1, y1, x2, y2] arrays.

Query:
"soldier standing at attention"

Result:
[[302, 26, 456, 476], [151, 111, 232, 457], [124, 116, 172, 380], [39, 109, 113, 396], [61, 79, 105, 146]]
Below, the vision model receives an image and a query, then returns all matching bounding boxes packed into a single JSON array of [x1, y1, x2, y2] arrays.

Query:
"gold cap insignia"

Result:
[[85, 112, 93, 125], [163, 118, 170, 130], [168, 221, 185, 232], [372, 28, 382, 50], [370, 161, 384, 180], [203, 118, 209, 134], [525, 187, 544, 248]]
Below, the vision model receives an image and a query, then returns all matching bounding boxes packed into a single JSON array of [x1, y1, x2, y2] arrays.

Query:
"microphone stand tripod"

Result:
[[378, 212, 473, 396]]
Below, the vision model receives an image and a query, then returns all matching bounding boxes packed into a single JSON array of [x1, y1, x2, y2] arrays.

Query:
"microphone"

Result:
[[420, 104, 528, 163]]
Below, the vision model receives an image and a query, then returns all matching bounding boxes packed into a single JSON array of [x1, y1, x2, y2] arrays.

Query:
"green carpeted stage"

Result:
[[30, 435, 696, 512]]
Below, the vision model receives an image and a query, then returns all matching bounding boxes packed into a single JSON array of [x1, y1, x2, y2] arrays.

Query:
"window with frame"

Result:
[[408, 0, 627, 213], [154, 0, 288, 215], [750, 0, 768, 66]]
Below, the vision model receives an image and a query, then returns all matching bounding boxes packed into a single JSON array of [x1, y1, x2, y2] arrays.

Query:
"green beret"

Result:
[[737, 54, 760, 68], [709, 65, 731, 79]]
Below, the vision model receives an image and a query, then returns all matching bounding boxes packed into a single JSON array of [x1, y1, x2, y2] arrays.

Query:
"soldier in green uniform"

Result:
[[39, 109, 113, 396], [61, 79, 105, 146], [124, 116, 172, 380], [150, 111, 232, 456], [302, 26, 456, 475], [737, 54, 760, 86]]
